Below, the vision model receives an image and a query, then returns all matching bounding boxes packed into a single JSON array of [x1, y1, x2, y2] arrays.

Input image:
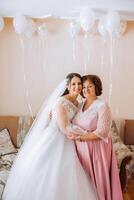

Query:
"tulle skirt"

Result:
[[3, 125, 98, 200]]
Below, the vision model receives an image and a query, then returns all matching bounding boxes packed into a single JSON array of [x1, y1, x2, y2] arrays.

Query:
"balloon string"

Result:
[[84, 33, 88, 75], [87, 36, 90, 68], [40, 36, 47, 79], [72, 36, 76, 67], [108, 33, 113, 106], [100, 39, 106, 74], [19, 36, 34, 120]]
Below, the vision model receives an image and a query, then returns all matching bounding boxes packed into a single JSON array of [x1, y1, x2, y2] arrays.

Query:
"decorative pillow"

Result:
[[17, 116, 33, 147], [0, 169, 9, 199], [113, 142, 132, 168], [111, 120, 119, 136], [0, 154, 16, 169], [111, 120, 132, 168], [111, 120, 121, 143], [0, 129, 17, 156], [126, 145, 134, 179]]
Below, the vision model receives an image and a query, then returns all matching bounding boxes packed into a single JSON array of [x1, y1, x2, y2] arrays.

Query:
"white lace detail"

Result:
[[56, 97, 78, 120]]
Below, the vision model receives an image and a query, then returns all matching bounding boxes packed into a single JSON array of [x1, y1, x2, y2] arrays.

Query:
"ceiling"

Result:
[[0, 0, 134, 20]]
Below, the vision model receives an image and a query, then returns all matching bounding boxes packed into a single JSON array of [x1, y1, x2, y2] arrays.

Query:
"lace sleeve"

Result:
[[92, 103, 112, 143], [56, 100, 87, 135], [66, 124, 87, 135]]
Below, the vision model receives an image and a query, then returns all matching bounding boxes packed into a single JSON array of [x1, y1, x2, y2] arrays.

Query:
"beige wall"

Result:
[[0, 18, 134, 119]]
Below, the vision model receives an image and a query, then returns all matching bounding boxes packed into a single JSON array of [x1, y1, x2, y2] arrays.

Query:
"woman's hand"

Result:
[[67, 133, 81, 141], [67, 132, 88, 141], [67, 132, 101, 141]]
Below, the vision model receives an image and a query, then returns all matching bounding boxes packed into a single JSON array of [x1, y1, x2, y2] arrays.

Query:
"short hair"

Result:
[[82, 75, 103, 96]]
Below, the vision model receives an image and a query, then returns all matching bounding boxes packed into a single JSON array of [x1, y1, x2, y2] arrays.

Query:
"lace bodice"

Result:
[[50, 97, 78, 122], [50, 97, 87, 135]]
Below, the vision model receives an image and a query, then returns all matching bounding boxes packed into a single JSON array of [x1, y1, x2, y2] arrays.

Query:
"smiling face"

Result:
[[82, 79, 96, 99], [68, 76, 82, 96]]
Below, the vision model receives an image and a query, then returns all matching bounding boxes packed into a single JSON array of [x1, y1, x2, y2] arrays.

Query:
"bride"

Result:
[[2, 73, 98, 200]]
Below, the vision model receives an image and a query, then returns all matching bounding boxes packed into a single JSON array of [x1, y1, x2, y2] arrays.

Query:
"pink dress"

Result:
[[73, 99, 123, 200]]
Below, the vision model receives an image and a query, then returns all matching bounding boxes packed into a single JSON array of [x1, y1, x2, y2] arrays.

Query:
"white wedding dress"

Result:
[[3, 97, 98, 200]]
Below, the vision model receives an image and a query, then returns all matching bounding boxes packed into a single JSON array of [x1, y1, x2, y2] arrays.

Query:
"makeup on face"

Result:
[[82, 80, 96, 98], [68, 77, 82, 95]]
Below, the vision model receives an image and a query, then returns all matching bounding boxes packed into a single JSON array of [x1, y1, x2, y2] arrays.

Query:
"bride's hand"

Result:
[[67, 133, 80, 141]]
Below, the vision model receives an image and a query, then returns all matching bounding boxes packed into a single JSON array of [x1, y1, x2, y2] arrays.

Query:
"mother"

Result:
[[69, 74, 123, 200]]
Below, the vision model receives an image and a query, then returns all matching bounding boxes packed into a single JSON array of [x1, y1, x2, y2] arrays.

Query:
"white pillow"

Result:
[[0, 129, 17, 155]]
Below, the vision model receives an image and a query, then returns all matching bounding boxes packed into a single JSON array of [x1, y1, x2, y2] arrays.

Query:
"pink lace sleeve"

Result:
[[92, 103, 111, 143]]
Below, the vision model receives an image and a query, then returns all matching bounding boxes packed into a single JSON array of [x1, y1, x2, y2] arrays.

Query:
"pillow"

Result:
[[0, 129, 17, 156], [17, 116, 33, 147], [113, 142, 132, 168], [0, 169, 9, 199], [111, 120, 119, 136]]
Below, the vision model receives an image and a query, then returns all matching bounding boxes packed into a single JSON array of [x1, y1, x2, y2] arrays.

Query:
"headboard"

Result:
[[124, 119, 134, 145], [0, 116, 19, 147]]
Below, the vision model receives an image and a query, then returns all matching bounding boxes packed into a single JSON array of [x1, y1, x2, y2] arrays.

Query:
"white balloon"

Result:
[[24, 19, 36, 37], [13, 15, 28, 34], [68, 21, 81, 38], [0, 17, 4, 32], [109, 21, 127, 38], [105, 11, 121, 33], [79, 8, 95, 32], [98, 18, 108, 38], [37, 23, 48, 36]]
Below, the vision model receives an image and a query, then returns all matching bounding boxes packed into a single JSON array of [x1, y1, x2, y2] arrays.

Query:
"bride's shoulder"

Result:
[[57, 96, 65, 102], [55, 96, 68, 107]]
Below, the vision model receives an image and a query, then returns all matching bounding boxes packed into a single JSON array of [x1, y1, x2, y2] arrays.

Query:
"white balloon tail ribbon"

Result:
[[98, 17, 108, 38], [37, 23, 48, 36], [108, 33, 114, 105], [83, 33, 89, 74], [24, 19, 36, 37], [28, 103, 34, 120], [110, 33, 114, 66], [42, 37, 47, 79], [19, 36, 34, 119], [108, 83, 113, 105], [72, 37, 77, 65], [68, 21, 81, 38]]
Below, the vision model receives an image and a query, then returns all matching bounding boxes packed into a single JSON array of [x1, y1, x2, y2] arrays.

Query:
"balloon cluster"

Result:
[[13, 16, 36, 37], [69, 9, 127, 38], [78, 8, 95, 33], [98, 11, 127, 38], [0, 11, 127, 38], [68, 21, 81, 38], [13, 16, 48, 37]]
